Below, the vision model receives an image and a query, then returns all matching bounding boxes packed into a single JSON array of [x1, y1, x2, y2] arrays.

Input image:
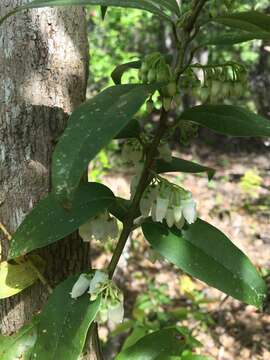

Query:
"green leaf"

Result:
[[9, 183, 114, 259], [203, 31, 270, 45], [0, 255, 45, 298], [0, 0, 174, 26], [111, 60, 141, 85], [31, 275, 100, 360], [52, 84, 157, 203], [116, 327, 187, 360], [155, 157, 215, 180], [122, 326, 148, 350], [212, 11, 270, 34], [115, 119, 141, 139], [0, 322, 37, 360], [180, 105, 270, 137], [142, 220, 267, 308], [100, 5, 107, 19], [181, 355, 213, 360]]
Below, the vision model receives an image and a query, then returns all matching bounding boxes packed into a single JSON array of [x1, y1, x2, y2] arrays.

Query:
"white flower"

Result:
[[173, 206, 182, 223], [79, 220, 92, 242], [155, 196, 169, 222], [70, 273, 91, 299], [108, 297, 124, 325], [140, 186, 157, 218], [165, 208, 175, 228], [158, 142, 172, 163], [107, 217, 119, 240], [182, 198, 197, 224], [151, 201, 157, 222], [122, 140, 143, 164], [175, 215, 185, 230], [89, 270, 108, 299], [90, 216, 107, 241]]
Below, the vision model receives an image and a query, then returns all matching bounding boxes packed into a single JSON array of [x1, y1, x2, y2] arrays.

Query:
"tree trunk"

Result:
[[0, 3, 98, 358]]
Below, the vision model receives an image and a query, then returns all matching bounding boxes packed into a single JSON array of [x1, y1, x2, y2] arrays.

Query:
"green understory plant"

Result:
[[1, 1, 270, 359]]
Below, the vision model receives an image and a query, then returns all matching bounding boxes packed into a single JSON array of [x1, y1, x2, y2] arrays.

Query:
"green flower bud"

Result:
[[200, 87, 209, 102], [233, 82, 243, 97], [147, 68, 157, 83], [211, 80, 221, 97], [166, 82, 177, 97], [163, 97, 172, 112], [146, 99, 154, 114], [173, 94, 181, 106]]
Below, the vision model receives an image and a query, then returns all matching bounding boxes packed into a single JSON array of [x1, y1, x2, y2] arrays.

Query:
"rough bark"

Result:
[[0, 2, 98, 358]]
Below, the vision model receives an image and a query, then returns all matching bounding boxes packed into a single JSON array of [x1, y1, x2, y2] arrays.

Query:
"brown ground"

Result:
[[92, 141, 270, 360]]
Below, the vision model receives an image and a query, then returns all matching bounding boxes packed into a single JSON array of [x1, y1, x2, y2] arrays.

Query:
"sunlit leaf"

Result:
[[0, 255, 45, 298], [0, 322, 37, 360], [9, 183, 115, 259], [142, 220, 267, 308], [116, 327, 187, 360]]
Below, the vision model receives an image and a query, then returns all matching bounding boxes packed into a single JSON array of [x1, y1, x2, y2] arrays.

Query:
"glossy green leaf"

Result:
[[180, 105, 270, 137], [212, 11, 270, 33], [52, 84, 156, 203], [111, 60, 141, 85], [115, 119, 141, 139], [31, 275, 100, 360], [116, 327, 187, 360], [0, 0, 174, 26], [9, 183, 114, 259], [0, 322, 37, 360], [0, 255, 45, 298], [203, 31, 270, 45], [155, 157, 215, 180], [142, 220, 267, 308]]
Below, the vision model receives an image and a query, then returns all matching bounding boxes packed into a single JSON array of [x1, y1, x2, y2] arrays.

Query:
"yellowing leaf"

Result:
[[0, 255, 45, 299]]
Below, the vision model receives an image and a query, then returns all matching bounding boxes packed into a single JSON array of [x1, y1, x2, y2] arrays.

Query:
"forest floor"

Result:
[[92, 139, 270, 360]]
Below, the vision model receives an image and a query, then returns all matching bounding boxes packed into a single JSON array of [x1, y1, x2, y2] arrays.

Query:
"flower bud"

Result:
[[182, 198, 197, 224], [166, 82, 177, 97], [70, 273, 90, 299], [146, 99, 154, 114], [147, 68, 157, 83], [89, 270, 108, 299], [158, 142, 172, 163], [163, 97, 172, 112], [79, 220, 93, 242]]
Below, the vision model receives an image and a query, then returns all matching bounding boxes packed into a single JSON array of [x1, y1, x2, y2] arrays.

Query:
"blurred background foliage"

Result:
[[86, 2, 270, 358]]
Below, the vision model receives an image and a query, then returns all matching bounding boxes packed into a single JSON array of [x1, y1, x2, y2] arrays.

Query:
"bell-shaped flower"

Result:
[[175, 215, 185, 230], [91, 215, 108, 242], [70, 273, 91, 299], [158, 142, 172, 163], [108, 295, 124, 325], [88, 270, 108, 300], [122, 140, 143, 164], [107, 217, 119, 240], [155, 195, 169, 222], [165, 207, 175, 228], [182, 197, 197, 224], [79, 220, 93, 242]]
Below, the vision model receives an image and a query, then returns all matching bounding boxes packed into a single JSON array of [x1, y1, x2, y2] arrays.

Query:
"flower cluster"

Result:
[[79, 211, 119, 243], [139, 52, 179, 111], [139, 178, 197, 229], [70, 270, 124, 326], [180, 63, 247, 103], [122, 139, 172, 172]]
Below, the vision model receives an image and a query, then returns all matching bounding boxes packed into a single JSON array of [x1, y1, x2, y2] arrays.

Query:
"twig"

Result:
[[0, 221, 12, 241]]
